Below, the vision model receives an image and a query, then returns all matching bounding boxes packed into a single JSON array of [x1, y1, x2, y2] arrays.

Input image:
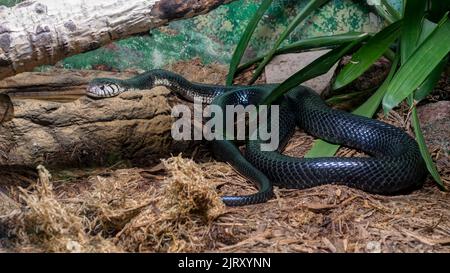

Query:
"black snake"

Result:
[[86, 69, 427, 206]]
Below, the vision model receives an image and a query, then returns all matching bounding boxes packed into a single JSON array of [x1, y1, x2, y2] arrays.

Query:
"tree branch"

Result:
[[0, 70, 198, 167], [0, 0, 236, 80]]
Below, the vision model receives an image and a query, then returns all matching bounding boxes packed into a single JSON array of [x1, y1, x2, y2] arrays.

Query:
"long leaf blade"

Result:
[[413, 18, 442, 101], [333, 20, 403, 90], [414, 56, 448, 101], [399, 1, 446, 189], [400, 0, 426, 64], [382, 13, 450, 113], [411, 108, 447, 190], [226, 0, 273, 86]]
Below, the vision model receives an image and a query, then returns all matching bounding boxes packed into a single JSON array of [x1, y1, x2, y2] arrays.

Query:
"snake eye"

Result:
[[100, 86, 105, 90]]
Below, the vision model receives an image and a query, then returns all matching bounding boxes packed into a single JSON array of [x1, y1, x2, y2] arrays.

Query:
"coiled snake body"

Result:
[[87, 69, 427, 206]]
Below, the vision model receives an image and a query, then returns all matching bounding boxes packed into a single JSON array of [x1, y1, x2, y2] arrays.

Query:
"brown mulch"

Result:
[[0, 59, 449, 253]]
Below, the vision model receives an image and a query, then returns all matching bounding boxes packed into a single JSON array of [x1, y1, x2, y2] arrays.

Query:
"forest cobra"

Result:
[[86, 69, 427, 206]]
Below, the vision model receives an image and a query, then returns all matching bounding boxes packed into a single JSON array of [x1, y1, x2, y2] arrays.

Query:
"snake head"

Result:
[[86, 78, 128, 98]]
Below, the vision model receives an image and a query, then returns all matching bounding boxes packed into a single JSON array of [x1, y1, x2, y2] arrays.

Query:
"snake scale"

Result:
[[86, 69, 427, 206]]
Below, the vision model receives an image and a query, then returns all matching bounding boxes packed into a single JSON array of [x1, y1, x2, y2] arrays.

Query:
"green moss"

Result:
[[0, 0, 401, 71], [0, 0, 22, 7]]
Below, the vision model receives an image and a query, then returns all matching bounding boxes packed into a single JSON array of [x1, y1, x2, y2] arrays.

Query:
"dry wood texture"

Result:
[[0, 0, 235, 80], [0, 70, 197, 167], [0, 69, 137, 102]]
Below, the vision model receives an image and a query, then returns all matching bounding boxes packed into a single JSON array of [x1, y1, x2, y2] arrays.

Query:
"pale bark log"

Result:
[[0, 0, 235, 80], [0, 70, 198, 167], [0, 69, 138, 102]]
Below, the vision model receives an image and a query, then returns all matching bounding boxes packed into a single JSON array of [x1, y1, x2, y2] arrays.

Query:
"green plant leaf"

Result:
[[260, 35, 368, 106], [305, 56, 400, 157], [413, 18, 444, 103], [249, 0, 330, 84], [418, 19, 437, 44], [399, 1, 446, 189], [382, 13, 450, 113], [414, 55, 448, 101], [400, 0, 426, 64], [383, 48, 396, 62], [410, 107, 447, 190], [226, 0, 273, 86], [333, 20, 403, 90]]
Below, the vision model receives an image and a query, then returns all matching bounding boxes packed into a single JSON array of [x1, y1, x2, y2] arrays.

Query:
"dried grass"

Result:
[[0, 155, 226, 253], [115, 155, 225, 252], [0, 165, 120, 252]]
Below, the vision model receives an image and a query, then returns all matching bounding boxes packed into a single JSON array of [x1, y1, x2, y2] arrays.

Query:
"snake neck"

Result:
[[126, 69, 211, 102]]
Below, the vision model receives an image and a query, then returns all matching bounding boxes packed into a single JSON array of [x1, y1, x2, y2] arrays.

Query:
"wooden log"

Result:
[[0, 69, 138, 102], [0, 0, 236, 80], [0, 70, 198, 167]]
